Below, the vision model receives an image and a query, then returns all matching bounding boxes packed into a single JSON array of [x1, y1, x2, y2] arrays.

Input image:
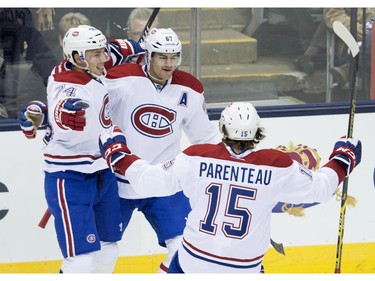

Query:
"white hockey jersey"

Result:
[[43, 69, 112, 174], [105, 63, 222, 198], [123, 142, 342, 272]]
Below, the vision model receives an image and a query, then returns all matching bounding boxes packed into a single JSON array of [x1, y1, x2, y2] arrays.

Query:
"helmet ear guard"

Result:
[[219, 102, 261, 141]]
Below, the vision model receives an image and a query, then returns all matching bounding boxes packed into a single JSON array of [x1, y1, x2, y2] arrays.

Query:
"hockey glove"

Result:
[[105, 39, 145, 67], [329, 137, 362, 175], [99, 125, 132, 171], [19, 101, 48, 139], [57, 98, 88, 131]]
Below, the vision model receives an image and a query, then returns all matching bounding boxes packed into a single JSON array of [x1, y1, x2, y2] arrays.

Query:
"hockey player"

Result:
[[98, 102, 362, 273], [19, 25, 144, 139], [104, 27, 222, 272], [30, 25, 124, 273]]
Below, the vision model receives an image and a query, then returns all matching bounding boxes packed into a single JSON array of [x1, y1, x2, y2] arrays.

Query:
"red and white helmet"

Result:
[[141, 28, 182, 66], [63, 25, 107, 67], [219, 102, 261, 141]]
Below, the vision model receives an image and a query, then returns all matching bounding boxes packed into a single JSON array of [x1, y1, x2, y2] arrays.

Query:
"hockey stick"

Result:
[[332, 19, 360, 274], [270, 238, 285, 255], [124, 8, 160, 63]]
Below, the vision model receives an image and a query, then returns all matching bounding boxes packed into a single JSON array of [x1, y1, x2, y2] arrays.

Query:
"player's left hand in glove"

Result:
[[56, 98, 89, 131], [329, 136, 362, 176], [19, 101, 48, 139], [99, 125, 139, 173]]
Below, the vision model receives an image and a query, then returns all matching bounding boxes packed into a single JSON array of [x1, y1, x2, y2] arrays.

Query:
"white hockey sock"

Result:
[[157, 235, 183, 274], [93, 241, 119, 273], [60, 253, 96, 273]]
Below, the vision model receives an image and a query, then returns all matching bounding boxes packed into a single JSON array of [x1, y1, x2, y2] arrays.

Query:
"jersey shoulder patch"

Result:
[[106, 63, 145, 80], [183, 144, 294, 168], [183, 143, 229, 159], [248, 149, 294, 167], [171, 69, 204, 94], [53, 70, 91, 85]]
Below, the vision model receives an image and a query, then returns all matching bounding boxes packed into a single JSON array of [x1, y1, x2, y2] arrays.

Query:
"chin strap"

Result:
[[73, 60, 106, 78]]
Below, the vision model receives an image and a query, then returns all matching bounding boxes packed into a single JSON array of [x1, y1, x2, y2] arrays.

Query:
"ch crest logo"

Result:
[[131, 104, 177, 138], [100, 94, 112, 128]]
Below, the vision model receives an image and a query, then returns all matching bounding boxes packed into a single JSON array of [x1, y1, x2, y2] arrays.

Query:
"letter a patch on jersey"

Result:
[[178, 92, 188, 107]]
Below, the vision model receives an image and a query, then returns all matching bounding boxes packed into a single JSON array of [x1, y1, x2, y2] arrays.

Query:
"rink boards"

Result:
[[0, 109, 374, 273]]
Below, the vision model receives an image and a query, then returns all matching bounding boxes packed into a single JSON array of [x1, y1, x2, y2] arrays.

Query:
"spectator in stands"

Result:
[[122, 8, 159, 64], [252, 8, 320, 56], [293, 19, 327, 75], [325, 8, 375, 88], [126, 8, 159, 41], [0, 8, 57, 118]]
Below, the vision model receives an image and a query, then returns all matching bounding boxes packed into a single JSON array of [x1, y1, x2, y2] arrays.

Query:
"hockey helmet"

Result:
[[63, 25, 107, 66], [142, 28, 182, 66], [219, 102, 261, 141]]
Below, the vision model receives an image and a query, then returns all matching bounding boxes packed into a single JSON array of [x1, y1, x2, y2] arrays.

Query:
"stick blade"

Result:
[[270, 238, 286, 255], [333, 21, 359, 57]]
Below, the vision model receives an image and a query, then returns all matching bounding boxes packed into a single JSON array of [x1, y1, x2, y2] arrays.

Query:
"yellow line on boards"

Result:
[[262, 242, 375, 273], [0, 254, 166, 274], [0, 243, 374, 273]]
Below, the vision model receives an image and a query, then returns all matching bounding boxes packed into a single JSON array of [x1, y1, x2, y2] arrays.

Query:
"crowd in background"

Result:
[[1, 8, 374, 120]]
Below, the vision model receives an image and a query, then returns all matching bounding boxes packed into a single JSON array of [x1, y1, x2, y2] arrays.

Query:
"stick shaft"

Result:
[[138, 8, 160, 44], [334, 178, 349, 273], [334, 8, 359, 273], [38, 208, 51, 229], [124, 8, 160, 63]]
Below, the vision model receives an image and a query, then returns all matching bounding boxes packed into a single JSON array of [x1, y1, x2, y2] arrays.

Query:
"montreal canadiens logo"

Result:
[[87, 234, 96, 243], [131, 104, 177, 138], [100, 94, 112, 128]]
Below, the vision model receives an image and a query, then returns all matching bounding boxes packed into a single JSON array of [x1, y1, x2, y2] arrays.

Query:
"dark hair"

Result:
[[222, 127, 266, 151]]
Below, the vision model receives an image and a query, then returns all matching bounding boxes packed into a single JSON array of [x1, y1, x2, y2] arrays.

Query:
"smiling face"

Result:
[[148, 52, 181, 83], [74, 47, 108, 76]]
